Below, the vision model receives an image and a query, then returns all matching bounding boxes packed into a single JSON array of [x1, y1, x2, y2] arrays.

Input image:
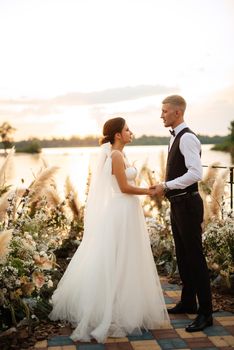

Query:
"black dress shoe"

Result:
[[185, 314, 213, 332], [167, 302, 197, 314]]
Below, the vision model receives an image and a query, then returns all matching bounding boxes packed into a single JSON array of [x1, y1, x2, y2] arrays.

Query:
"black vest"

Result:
[[165, 127, 199, 198]]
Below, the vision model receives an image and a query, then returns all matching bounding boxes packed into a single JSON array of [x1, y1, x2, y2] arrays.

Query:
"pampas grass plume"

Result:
[[0, 229, 13, 262]]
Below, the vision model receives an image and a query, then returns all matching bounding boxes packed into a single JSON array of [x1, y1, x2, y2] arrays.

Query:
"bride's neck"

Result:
[[112, 141, 124, 153]]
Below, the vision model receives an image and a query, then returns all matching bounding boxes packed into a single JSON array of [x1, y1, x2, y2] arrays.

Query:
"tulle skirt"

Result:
[[49, 193, 170, 342]]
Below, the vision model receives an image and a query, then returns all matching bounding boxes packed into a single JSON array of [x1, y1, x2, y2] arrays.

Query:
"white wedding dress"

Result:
[[49, 146, 170, 343]]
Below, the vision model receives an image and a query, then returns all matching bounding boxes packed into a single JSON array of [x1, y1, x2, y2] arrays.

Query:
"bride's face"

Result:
[[120, 123, 133, 144]]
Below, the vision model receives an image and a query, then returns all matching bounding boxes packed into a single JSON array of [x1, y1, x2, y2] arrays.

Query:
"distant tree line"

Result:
[[3, 134, 229, 151], [14, 136, 99, 151], [0, 121, 232, 154], [131, 134, 229, 146]]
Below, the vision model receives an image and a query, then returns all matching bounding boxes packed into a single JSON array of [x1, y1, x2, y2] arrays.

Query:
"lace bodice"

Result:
[[112, 166, 137, 193]]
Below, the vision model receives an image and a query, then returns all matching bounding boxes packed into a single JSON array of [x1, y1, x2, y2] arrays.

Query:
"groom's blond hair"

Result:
[[162, 95, 186, 114]]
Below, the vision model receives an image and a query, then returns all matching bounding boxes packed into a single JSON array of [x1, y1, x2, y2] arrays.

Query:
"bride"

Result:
[[49, 117, 170, 342]]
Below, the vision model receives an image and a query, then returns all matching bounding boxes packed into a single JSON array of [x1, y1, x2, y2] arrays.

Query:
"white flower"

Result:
[[39, 251, 46, 257], [47, 280, 53, 288]]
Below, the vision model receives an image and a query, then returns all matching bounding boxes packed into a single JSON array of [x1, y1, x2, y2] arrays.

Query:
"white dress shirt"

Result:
[[166, 122, 203, 190]]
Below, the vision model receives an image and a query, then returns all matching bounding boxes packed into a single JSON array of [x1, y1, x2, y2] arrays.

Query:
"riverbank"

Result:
[[0, 134, 230, 154]]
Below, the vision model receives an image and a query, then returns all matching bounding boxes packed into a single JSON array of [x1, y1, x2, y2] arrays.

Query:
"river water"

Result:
[[1, 145, 232, 203]]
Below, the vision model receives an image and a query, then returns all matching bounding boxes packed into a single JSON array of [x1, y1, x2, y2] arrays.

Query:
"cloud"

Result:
[[0, 105, 59, 120], [0, 85, 175, 109], [89, 104, 165, 137], [1, 84, 233, 140], [51, 85, 176, 106], [183, 85, 234, 136], [0, 85, 176, 134], [87, 85, 234, 137]]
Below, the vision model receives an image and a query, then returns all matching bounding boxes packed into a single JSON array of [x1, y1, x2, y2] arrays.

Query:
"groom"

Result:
[[152, 95, 213, 332]]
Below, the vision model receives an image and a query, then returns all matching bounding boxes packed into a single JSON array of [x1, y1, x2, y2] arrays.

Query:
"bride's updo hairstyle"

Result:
[[100, 117, 126, 145]]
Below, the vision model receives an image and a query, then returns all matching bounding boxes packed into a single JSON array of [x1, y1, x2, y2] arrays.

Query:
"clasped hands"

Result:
[[148, 183, 164, 197]]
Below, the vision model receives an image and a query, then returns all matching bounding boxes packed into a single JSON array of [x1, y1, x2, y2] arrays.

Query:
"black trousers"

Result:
[[170, 193, 212, 315]]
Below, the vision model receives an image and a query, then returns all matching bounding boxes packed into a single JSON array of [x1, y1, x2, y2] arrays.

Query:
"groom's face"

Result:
[[161, 103, 178, 128]]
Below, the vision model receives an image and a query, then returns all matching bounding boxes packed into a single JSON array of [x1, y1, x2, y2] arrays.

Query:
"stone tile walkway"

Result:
[[33, 277, 234, 350]]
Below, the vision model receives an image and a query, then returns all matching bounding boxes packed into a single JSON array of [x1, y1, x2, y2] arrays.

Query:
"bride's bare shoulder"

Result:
[[111, 150, 123, 158], [111, 150, 125, 167]]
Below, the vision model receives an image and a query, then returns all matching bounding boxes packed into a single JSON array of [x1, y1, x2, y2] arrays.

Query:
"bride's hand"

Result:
[[148, 188, 156, 196]]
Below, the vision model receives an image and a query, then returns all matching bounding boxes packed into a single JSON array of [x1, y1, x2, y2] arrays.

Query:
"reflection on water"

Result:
[[1, 145, 233, 203]]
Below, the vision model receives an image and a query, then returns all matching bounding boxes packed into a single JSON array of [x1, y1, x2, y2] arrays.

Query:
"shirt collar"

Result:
[[173, 122, 187, 136]]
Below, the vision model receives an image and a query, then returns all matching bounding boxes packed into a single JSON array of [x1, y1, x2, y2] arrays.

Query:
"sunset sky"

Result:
[[0, 0, 234, 140]]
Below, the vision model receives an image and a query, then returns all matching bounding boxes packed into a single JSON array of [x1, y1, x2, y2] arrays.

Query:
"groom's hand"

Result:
[[151, 184, 164, 196]]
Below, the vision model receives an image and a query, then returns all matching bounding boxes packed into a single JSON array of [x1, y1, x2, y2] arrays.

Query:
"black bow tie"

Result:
[[169, 129, 175, 136]]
